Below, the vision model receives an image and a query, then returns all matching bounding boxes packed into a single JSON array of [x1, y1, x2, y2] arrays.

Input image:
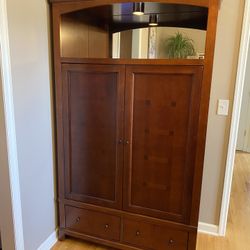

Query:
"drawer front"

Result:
[[65, 206, 121, 241], [122, 219, 188, 250]]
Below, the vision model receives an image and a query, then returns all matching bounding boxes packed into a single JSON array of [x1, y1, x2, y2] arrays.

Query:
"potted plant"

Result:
[[165, 32, 196, 59]]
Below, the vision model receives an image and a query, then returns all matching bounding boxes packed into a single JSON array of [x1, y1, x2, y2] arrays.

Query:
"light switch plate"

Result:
[[217, 99, 229, 116]]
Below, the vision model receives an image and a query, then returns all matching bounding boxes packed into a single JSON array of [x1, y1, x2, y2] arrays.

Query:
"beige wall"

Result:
[[132, 28, 149, 58], [199, 0, 245, 224], [6, 0, 56, 249], [237, 45, 250, 152]]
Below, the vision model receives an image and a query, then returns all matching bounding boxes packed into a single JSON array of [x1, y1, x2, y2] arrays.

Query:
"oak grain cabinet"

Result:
[[49, 1, 219, 250]]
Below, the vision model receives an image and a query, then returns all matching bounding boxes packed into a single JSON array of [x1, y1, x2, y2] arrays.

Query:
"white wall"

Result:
[[5, 0, 56, 249]]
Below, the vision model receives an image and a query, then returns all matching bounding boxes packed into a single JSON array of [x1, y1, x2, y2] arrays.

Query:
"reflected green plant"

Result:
[[165, 32, 196, 59]]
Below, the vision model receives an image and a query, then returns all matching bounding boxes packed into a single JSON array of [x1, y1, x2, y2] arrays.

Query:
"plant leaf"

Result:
[[165, 32, 196, 59]]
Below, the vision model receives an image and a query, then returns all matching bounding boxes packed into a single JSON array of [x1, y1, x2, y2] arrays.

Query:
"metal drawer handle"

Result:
[[169, 239, 174, 244]]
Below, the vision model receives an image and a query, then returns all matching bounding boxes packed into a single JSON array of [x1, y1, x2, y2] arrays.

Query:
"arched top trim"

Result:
[[50, 0, 212, 15]]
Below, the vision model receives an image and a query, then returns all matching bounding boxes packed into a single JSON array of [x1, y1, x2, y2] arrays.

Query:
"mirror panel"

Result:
[[112, 27, 206, 59], [60, 2, 208, 59]]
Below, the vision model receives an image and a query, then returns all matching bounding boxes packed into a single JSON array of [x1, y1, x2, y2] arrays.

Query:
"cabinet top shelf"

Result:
[[60, 2, 208, 31], [60, 57, 205, 66], [49, 0, 212, 8]]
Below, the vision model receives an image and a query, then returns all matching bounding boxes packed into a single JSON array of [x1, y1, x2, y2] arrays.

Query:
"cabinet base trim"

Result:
[[198, 222, 219, 236], [64, 229, 143, 250]]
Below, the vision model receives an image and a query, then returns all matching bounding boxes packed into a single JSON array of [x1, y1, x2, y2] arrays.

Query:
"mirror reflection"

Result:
[[112, 27, 206, 59], [60, 2, 208, 60]]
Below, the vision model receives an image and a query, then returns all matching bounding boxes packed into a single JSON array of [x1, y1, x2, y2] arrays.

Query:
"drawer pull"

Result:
[[169, 239, 174, 244], [136, 230, 140, 236], [105, 224, 109, 229], [75, 217, 80, 223]]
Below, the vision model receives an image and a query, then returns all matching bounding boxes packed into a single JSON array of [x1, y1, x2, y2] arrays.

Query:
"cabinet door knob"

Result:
[[118, 139, 123, 144], [75, 217, 80, 223], [105, 224, 109, 229], [125, 140, 129, 145], [169, 239, 174, 244], [136, 230, 140, 236]]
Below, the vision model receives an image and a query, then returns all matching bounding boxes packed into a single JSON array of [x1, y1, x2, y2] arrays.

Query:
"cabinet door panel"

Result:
[[124, 65, 203, 223], [62, 64, 125, 209]]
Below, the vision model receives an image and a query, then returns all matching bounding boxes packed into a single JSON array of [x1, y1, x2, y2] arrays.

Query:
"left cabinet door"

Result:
[[62, 64, 125, 209]]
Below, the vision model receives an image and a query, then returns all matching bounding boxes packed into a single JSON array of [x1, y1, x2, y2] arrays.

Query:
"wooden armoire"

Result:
[[50, 1, 219, 249]]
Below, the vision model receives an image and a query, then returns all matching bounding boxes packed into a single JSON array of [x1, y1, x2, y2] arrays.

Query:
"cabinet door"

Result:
[[123, 65, 203, 223], [62, 64, 125, 209]]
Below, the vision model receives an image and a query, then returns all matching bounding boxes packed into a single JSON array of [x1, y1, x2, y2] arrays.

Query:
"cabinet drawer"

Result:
[[65, 206, 121, 241], [122, 219, 188, 250]]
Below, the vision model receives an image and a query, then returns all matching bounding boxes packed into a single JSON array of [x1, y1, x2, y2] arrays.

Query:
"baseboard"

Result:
[[37, 231, 58, 250], [198, 222, 219, 236]]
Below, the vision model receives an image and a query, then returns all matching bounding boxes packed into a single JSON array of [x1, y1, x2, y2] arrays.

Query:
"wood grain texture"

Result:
[[60, 200, 197, 232], [123, 65, 203, 223], [62, 64, 125, 209], [65, 206, 121, 241], [49, 0, 211, 10], [122, 218, 188, 250], [52, 4, 67, 232], [60, 58, 205, 66], [61, 15, 89, 58], [52, 152, 250, 250], [50, 1, 220, 250], [61, 204, 192, 250], [61, 15, 109, 58]]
